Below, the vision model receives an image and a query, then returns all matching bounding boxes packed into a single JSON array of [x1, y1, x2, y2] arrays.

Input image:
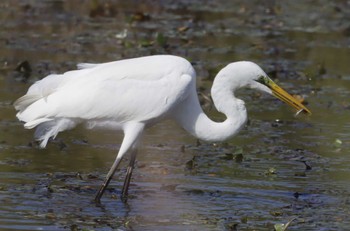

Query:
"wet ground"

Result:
[[0, 0, 350, 230]]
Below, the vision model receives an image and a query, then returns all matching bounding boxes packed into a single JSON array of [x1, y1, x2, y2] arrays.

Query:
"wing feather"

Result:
[[14, 55, 195, 146], [77, 63, 99, 70]]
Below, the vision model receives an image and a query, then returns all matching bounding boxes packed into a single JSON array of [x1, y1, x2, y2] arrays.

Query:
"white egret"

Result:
[[14, 55, 311, 202]]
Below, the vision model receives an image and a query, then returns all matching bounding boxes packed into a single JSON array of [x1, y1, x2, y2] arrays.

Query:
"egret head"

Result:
[[220, 61, 311, 115], [249, 63, 311, 115]]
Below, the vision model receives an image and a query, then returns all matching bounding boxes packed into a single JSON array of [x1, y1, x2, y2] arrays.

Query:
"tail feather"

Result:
[[34, 121, 57, 148], [34, 119, 77, 148], [15, 96, 53, 124], [14, 92, 78, 147], [24, 118, 53, 129], [13, 94, 43, 111], [14, 65, 91, 147]]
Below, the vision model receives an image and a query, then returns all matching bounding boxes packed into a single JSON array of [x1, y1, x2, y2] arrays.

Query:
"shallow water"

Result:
[[0, 0, 350, 230]]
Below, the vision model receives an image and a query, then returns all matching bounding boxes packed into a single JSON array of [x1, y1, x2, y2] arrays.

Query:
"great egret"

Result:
[[14, 55, 311, 203]]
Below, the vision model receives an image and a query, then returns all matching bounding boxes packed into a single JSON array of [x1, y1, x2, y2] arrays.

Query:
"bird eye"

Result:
[[256, 76, 267, 85]]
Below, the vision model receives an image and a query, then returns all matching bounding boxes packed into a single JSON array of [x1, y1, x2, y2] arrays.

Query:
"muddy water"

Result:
[[0, 1, 350, 230]]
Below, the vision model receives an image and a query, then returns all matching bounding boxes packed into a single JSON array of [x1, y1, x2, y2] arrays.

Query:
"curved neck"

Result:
[[172, 82, 247, 142]]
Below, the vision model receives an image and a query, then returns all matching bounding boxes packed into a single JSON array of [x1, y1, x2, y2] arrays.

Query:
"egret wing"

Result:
[[16, 55, 195, 127]]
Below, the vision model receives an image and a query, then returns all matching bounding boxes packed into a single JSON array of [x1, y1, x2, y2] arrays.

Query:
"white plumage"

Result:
[[15, 56, 193, 146], [14, 55, 310, 202]]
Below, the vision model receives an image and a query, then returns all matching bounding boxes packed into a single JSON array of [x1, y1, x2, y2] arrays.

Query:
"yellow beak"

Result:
[[265, 78, 311, 115]]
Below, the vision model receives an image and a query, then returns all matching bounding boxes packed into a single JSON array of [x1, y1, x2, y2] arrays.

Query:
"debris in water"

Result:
[[115, 29, 128, 39], [265, 167, 277, 175], [177, 26, 189, 32], [270, 210, 283, 216], [180, 145, 185, 153], [156, 32, 168, 48], [219, 153, 234, 160], [302, 161, 312, 170], [235, 153, 244, 163], [130, 12, 151, 22], [293, 192, 301, 199], [294, 109, 304, 116], [333, 138, 342, 148], [318, 62, 327, 75], [15, 60, 32, 73], [14, 60, 32, 82], [274, 217, 296, 231], [294, 172, 306, 177], [185, 156, 195, 170]]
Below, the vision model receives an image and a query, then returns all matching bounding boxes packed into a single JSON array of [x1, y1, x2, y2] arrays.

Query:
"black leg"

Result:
[[94, 156, 123, 203], [94, 123, 144, 203], [121, 149, 137, 202]]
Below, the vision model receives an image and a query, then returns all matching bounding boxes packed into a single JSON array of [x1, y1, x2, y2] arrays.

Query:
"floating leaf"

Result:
[[240, 216, 248, 223], [219, 153, 234, 160], [123, 41, 133, 48], [115, 29, 128, 39], [139, 39, 154, 47], [333, 138, 342, 148], [234, 147, 244, 155], [265, 167, 277, 175], [178, 26, 189, 32], [45, 212, 56, 220], [274, 223, 286, 231], [156, 32, 168, 48], [274, 217, 296, 231], [270, 210, 283, 216]]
